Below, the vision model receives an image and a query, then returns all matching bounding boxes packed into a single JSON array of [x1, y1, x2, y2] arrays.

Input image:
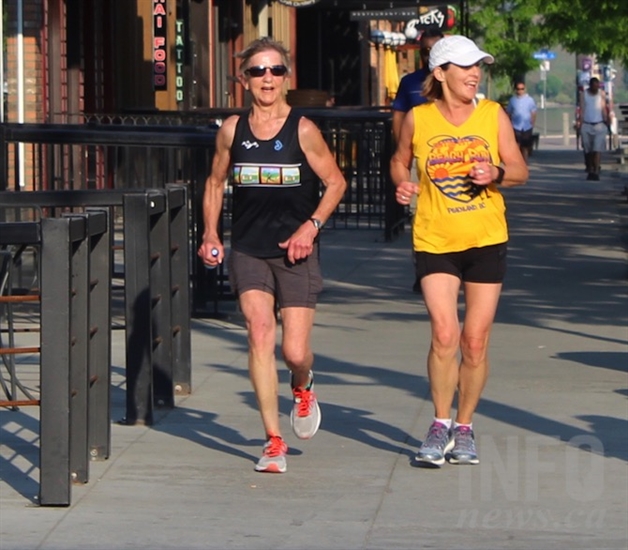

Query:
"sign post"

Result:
[[533, 51, 555, 136]]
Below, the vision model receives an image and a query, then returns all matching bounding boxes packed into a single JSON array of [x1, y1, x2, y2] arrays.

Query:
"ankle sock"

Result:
[[434, 417, 452, 429], [454, 421, 473, 430]]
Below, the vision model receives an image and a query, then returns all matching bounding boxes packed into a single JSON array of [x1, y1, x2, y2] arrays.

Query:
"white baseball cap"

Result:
[[428, 35, 494, 71]]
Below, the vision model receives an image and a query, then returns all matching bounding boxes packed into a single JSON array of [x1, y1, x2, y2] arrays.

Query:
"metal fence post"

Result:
[[39, 217, 73, 506], [85, 208, 112, 460], [167, 184, 191, 395], [66, 214, 91, 486], [148, 191, 174, 410], [122, 192, 154, 425]]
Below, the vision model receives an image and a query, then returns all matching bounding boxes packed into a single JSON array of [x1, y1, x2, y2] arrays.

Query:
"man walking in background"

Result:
[[506, 80, 537, 162], [576, 77, 609, 181]]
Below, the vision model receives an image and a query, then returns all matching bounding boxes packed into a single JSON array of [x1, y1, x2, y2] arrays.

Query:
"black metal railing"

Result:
[[0, 187, 192, 426], [1, 210, 110, 506], [0, 111, 406, 315]]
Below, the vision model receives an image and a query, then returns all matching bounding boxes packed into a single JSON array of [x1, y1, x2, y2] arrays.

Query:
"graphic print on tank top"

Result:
[[229, 111, 319, 257], [232, 161, 302, 186], [232, 132, 303, 187], [425, 134, 494, 203]]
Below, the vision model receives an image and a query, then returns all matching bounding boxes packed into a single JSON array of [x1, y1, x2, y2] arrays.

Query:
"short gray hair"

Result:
[[236, 37, 291, 75]]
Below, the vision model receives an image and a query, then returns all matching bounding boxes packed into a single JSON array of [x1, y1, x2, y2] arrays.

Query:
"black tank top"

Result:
[[230, 110, 319, 257]]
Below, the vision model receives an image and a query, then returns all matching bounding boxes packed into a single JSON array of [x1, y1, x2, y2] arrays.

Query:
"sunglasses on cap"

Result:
[[244, 65, 288, 78]]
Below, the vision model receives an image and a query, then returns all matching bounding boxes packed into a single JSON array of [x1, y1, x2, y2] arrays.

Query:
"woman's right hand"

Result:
[[395, 182, 419, 205], [198, 241, 223, 268]]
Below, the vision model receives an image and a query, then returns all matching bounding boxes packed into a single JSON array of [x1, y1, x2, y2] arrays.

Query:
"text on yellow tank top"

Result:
[[411, 99, 507, 253]]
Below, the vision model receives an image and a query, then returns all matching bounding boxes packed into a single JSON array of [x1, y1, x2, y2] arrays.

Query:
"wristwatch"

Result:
[[493, 166, 505, 185], [310, 217, 323, 231]]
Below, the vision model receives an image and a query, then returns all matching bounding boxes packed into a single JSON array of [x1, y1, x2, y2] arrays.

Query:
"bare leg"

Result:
[[279, 306, 316, 388], [456, 281, 502, 424], [421, 273, 462, 419], [585, 152, 594, 173], [591, 151, 601, 174], [238, 289, 281, 437]]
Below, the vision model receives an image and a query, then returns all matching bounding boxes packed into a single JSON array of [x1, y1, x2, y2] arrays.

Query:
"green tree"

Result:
[[464, 0, 627, 99], [538, 0, 628, 65], [468, 0, 546, 84], [537, 73, 562, 99]]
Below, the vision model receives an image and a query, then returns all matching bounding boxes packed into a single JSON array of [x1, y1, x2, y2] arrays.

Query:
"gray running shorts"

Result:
[[227, 245, 322, 308]]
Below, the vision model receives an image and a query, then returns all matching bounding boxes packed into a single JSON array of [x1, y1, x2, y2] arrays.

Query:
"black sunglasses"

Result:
[[516, 86, 525, 90], [244, 65, 288, 78]]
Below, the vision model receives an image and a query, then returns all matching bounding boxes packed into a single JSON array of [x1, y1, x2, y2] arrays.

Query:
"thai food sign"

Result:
[[153, 0, 167, 91]]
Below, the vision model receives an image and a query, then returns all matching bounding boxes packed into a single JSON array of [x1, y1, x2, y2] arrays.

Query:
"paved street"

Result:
[[1, 137, 627, 550]]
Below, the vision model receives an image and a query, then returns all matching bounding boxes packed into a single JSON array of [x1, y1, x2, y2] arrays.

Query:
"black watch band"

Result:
[[493, 166, 505, 184]]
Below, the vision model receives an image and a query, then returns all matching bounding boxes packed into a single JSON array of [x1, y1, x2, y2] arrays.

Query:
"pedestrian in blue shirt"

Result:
[[506, 81, 537, 162]]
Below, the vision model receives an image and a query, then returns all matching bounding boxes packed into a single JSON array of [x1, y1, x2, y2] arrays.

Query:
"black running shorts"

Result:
[[414, 242, 507, 284]]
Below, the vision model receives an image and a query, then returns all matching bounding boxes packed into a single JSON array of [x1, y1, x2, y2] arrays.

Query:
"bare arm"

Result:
[[469, 108, 528, 187], [495, 107, 529, 186], [197, 115, 237, 267], [576, 91, 583, 129], [390, 110, 419, 204], [601, 90, 610, 125], [392, 109, 405, 145], [278, 117, 347, 264]]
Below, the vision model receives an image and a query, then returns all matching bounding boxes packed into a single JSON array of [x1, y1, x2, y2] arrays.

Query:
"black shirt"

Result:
[[229, 110, 320, 257]]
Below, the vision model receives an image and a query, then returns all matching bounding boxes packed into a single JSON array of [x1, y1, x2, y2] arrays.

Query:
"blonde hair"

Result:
[[235, 37, 291, 75], [421, 62, 452, 101]]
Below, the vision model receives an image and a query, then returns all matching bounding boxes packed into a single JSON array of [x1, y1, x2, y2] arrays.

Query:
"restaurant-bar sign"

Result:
[[153, 0, 167, 91], [277, 0, 320, 6]]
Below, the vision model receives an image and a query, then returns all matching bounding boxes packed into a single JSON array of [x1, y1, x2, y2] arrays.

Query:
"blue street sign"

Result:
[[533, 49, 556, 60]]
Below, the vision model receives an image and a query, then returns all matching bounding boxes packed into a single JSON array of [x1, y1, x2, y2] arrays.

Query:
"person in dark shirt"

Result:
[[392, 27, 444, 294], [391, 27, 444, 144], [198, 37, 346, 474]]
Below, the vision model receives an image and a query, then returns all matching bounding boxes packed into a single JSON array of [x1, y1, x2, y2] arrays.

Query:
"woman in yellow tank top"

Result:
[[390, 35, 528, 467]]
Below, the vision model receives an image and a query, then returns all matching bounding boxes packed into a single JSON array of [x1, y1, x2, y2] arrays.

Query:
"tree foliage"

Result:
[[467, 0, 547, 83], [465, 0, 628, 86], [537, 0, 628, 65]]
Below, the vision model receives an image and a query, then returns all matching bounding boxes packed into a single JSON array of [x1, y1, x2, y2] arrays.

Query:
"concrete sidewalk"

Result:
[[1, 139, 627, 549]]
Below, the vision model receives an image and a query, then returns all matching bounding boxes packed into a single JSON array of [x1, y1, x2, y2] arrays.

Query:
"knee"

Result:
[[247, 319, 276, 351], [431, 327, 460, 357], [281, 344, 311, 369], [460, 333, 488, 367]]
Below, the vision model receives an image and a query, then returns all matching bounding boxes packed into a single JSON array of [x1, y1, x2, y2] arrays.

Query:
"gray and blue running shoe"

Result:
[[449, 425, 480, 465], [415, 421, 454, 467]]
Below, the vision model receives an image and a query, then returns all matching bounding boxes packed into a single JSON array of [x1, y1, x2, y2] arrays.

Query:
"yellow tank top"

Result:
[[411, 99, 508, 253]]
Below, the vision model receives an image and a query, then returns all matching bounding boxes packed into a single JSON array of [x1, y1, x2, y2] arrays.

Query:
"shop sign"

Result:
[[175, 20, 185, 103], [351, 9, 419, 21], [352, 4, 456, 30], [413, 5, 456, 30], [153, 0, 167, 91], [277, 0, 320, 6]]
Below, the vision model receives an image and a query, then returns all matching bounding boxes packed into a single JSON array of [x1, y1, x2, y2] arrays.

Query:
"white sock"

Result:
[[434, 417, 452, 429], [454, 421, 473, 430]]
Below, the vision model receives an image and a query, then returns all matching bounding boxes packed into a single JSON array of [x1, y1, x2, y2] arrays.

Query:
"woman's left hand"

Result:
[[278, 221, 317, 264], [469, 163, 494, 186]]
